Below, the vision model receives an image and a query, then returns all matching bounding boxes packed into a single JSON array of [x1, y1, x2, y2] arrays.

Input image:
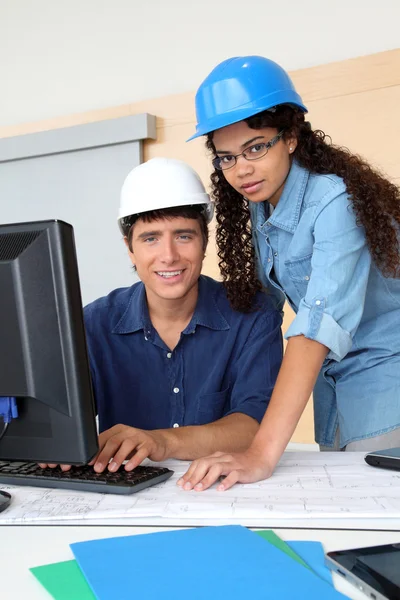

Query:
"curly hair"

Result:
[[206, 105, 400, 312]]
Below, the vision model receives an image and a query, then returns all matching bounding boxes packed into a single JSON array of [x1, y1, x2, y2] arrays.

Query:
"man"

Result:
[[45, 158, 283, 473]]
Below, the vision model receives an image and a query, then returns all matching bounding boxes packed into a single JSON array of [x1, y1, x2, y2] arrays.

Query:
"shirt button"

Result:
[[315, 300, 321, 306], [267, 258, 271, 262], [173, 423, 180, 428], [167, 352, 172, 358], [274, 252, 278, 257], [304, 276, 310, 281], [173, 387, 180, 393]]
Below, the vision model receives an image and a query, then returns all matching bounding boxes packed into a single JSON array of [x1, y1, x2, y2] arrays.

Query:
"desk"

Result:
[[3, 450, 400, 528], [2, 525, 400, 599]]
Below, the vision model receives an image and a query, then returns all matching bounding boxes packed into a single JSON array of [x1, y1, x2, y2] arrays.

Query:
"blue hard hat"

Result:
[[187, 55, 307, 141]]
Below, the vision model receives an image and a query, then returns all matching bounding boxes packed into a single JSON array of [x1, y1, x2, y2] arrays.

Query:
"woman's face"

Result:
[[212, 120, 297, 206]]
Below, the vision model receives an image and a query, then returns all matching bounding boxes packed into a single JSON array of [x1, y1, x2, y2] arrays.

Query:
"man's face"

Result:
[[127, 216, 205, 304]]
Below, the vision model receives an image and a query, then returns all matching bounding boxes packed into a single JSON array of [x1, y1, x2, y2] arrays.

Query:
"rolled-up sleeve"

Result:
[[225, 308, 283, 422], [285, 191, 371, 361]]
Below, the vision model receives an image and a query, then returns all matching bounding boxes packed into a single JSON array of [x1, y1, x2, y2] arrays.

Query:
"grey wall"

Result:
[[2, 0, 400, 127], [0, 114, 156, 304]]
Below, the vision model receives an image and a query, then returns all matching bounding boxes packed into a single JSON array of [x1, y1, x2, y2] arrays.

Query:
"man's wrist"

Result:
[[155, 427, 181, 459]]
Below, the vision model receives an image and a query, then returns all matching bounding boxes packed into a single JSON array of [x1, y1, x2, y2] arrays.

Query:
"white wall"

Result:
[[1, 0, 399, 127]]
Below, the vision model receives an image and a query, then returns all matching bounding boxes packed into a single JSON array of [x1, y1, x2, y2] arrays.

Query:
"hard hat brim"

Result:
[[187, 92, 307, 142]]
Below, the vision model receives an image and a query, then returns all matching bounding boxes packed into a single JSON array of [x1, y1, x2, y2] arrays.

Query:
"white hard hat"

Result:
[[118, 158, 214, 234]]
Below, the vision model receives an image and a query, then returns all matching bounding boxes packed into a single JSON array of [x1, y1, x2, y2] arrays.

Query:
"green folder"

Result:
[[254, 530, 310, 569], [30, 559, 95, 600]]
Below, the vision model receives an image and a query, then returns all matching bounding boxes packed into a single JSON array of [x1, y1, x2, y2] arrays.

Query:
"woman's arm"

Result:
[[251, 335, 328, 466], [177, 335, 328, 491]]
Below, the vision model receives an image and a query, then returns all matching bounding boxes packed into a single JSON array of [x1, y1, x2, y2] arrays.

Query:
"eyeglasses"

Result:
[[212, 130, 285, 171]]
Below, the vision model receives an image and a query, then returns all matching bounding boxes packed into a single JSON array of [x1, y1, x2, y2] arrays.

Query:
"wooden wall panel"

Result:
[[307, 86, 400, 179]]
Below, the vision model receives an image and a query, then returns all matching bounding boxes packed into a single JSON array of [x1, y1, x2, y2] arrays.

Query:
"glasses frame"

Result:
[[212, 130, 285, 171]]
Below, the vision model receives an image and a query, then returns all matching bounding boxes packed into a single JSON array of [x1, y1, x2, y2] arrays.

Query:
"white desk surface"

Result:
[[2, 524, 400, 600], [2, 445, 400, 598], [3, 448, 400, 529]]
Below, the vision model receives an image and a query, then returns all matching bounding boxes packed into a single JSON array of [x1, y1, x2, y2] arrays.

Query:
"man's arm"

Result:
[[164, 413, 259, 457], [41, 303, 282, 473], [91, 413, 258, 472], [92, 305, 282, 472]]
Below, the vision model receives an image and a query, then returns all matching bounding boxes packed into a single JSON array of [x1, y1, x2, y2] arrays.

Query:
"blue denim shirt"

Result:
[[250, 160, 400, 446], [84, 276, 282, 434]]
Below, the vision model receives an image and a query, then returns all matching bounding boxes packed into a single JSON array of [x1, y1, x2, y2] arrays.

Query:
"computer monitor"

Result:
[[0, 219, 98, 464]]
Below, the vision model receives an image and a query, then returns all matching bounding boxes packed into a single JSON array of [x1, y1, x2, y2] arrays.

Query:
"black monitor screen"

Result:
[[0, 220, 97, 464]]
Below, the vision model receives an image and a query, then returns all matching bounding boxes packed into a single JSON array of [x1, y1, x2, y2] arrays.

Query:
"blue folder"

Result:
[[71, 525, 347, 600], [287, 540, 333, 585]]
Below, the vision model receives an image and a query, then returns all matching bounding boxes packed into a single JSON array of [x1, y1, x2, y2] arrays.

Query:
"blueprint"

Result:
[[2, 452, 400, 524]]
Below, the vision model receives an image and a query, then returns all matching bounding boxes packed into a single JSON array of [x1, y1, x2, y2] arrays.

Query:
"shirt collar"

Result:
[[183, 276, 229, 334], [112, 276, 229, 336], [112, 282, 151, 335], [251, 160, 310, 235]]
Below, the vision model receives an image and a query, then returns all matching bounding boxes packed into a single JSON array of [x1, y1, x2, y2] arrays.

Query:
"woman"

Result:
[[177, 55, 400, 492]]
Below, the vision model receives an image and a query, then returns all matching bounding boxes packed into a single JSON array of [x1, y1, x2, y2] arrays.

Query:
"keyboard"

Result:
[[0, 461, 173, 495]]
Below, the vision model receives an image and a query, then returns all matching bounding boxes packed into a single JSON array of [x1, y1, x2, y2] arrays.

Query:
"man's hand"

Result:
[[176, 445, 275, 492], [89, 425, 170, 472], [39, 425, 171, 473], [38, 413, 259, 474], [37, 462, 72, 471]]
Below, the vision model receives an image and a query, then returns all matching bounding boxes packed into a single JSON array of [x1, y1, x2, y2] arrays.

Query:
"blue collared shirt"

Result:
[[84, 276, 283, 433], [250, 160, 400, 446]]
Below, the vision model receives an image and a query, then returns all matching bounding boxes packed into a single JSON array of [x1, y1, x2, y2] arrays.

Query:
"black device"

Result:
[[0, 219, 97, 464], [326, 544, 400, 600], [0, 462, 172, 495], [365, 448, 400, 472], [0, 220, 173, 495], [0, 490, 11, 512]]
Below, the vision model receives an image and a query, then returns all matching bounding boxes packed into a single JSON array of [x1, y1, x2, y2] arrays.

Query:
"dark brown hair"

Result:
[[207, 105, 400, 312], [121, 205, 209, 252]]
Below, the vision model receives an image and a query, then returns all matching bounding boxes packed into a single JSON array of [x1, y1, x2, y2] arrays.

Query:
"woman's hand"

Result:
[[176, 446, 275, 492]]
